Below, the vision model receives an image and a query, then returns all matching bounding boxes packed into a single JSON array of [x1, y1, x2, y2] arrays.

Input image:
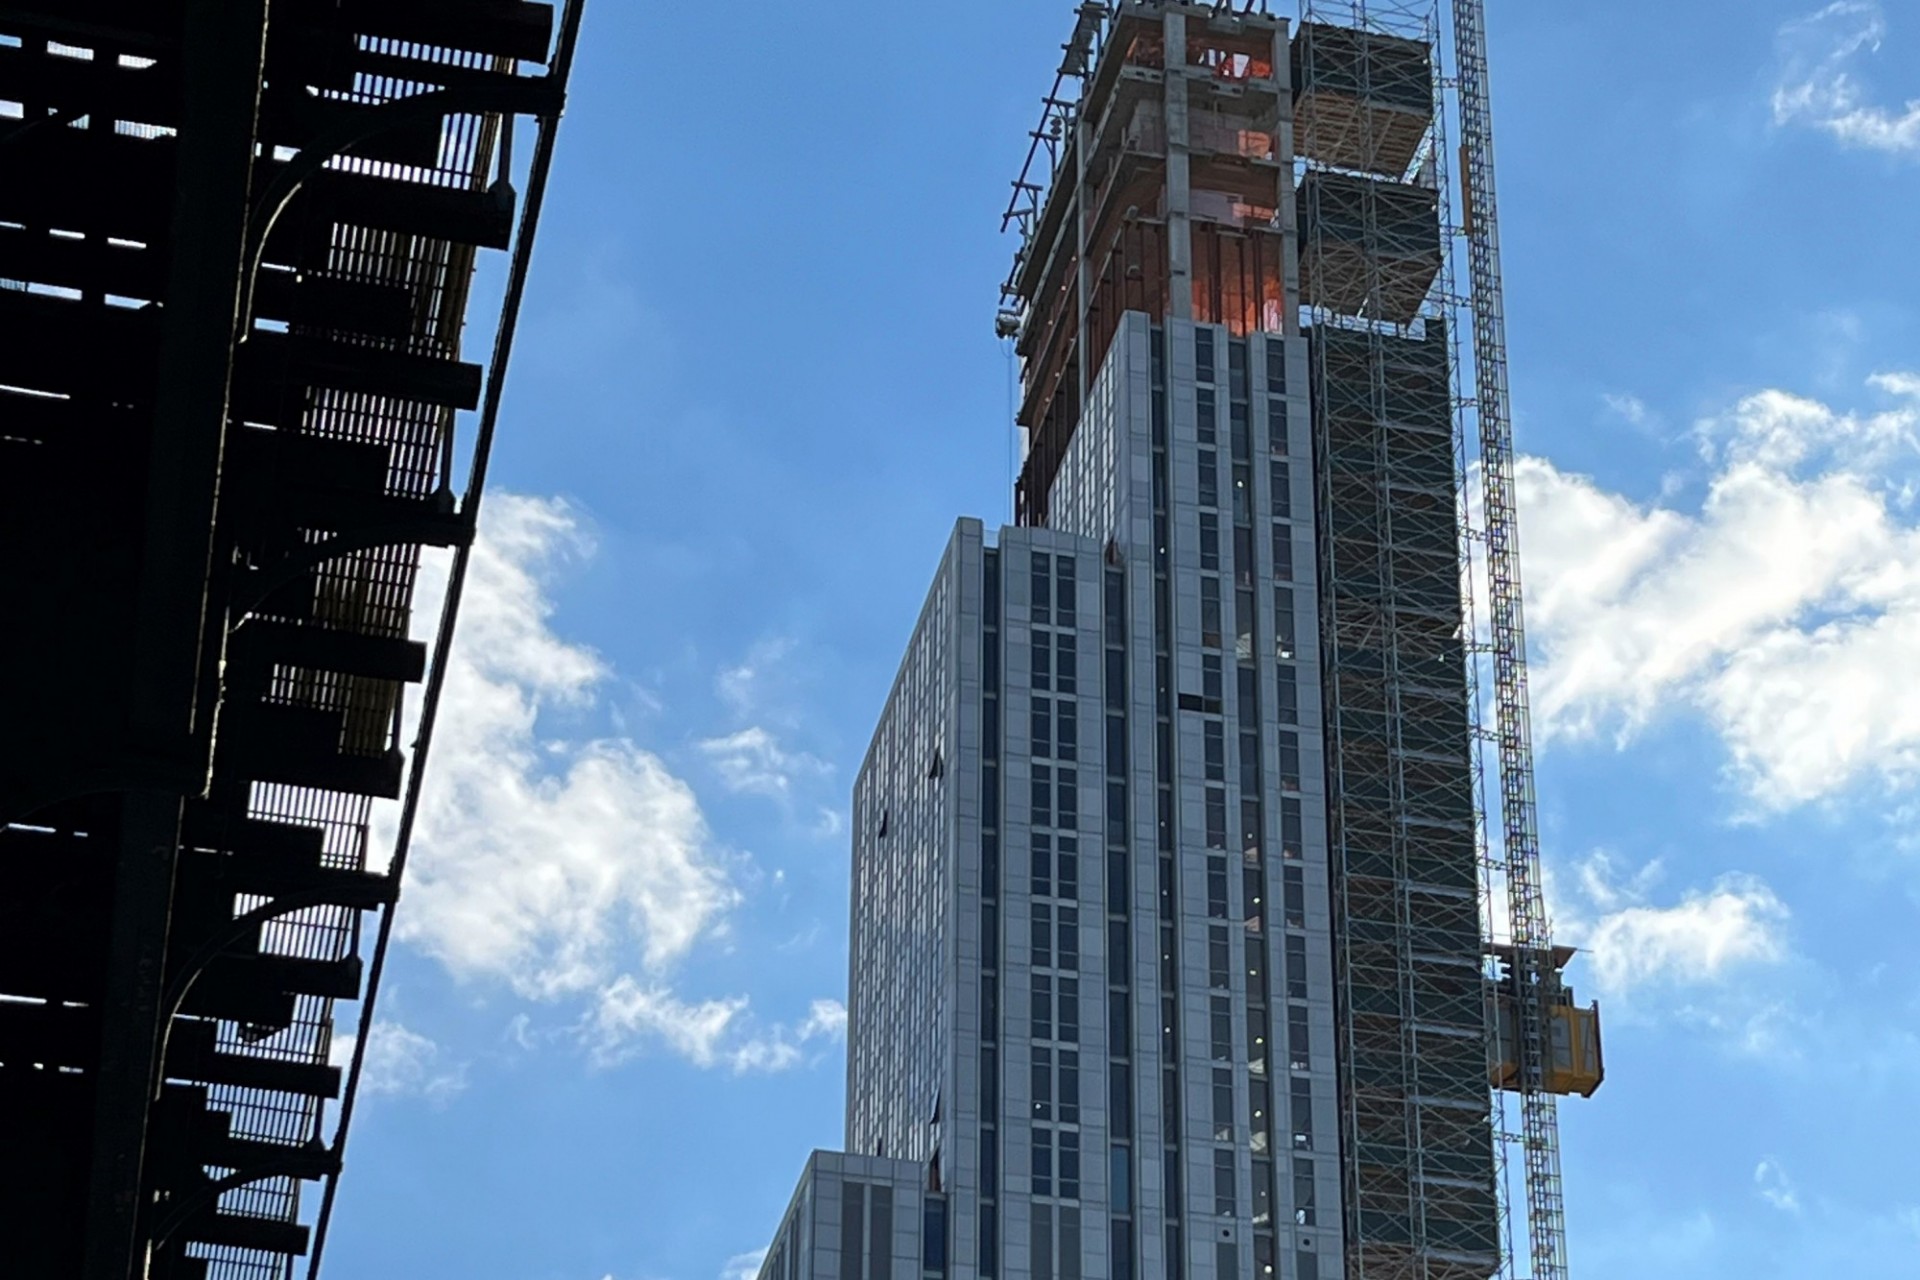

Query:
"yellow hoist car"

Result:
[[1486, 944, 1604, 1099]]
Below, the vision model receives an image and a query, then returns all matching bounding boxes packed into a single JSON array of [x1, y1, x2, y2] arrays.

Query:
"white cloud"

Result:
[[1756, 1158, 1803, 1213], [1554, 854, 1791, 1006], [797, 997, 848, 1041], [1773, 2, 1920, 154], [331, 1021, 467, 1104], [1580, 877, 1790, 997], [394, 495, 740, 999], [698, 726, 830, 800], [586, 982, 846, 1074], [720, 1249, 769, 1280], [1514, 374, 1920, 809], [386, 494, 845, 1078]]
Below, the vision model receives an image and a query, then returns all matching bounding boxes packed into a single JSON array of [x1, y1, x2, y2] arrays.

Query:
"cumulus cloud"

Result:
[[1773, 2, 1920, 154], [1513, 374, 1920, 809], [388, 494, 840, 1076], [699, 726, 831, 800], [586, 980, 846, 1073], [331, 1021, 467, 1104], [395, 495, 740, 998]]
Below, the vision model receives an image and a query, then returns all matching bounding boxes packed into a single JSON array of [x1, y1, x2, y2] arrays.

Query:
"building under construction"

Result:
[[0, 3, 579, 1276], [759, 5, 1599, 1280]]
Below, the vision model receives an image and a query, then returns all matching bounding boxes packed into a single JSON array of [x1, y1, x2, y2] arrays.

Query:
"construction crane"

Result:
[[1450, 2, 1578, 1279]]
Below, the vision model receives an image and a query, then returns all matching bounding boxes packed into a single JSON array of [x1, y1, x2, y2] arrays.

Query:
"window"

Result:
[[1272, 587, 1297, 661], [1032, 553, 1052, 624], [1211, 999, 1233, 1061], [1205, 788, 1228, 849], [1275, 664, 1298, 724], [1265, 340, 1286, 392], [1197, 386, 1217, 443], [1032, 974, 1053, 1040], [1033, 1129, 1053, 1197], [1058, 907, 1080, 971], [1056, 634, 1077, 693], [1208, 928, 1230, 985], [1212, 1068, 1235, 1141], [1033, 696, 1053, 758], [1291, 1077, 1314, 1148], [1293, 1158, 1317, 1227], [1110, 1146, 1132, 1214], [1032, 832, 1053, 896], [1203, 720, 1225, 781], [1278, 732, 1300, 791], [1032, 764, 1052, 826], [1057, 768, 1078, 830], [1057, 557, 1076, 625], [923, 1197, 949, 1272], [1271, 525, 1294, 581], [1214, 1148, 1237, 1215], [1268, 458, 1291, 520], [1288, 1005, 1311, 1071], [1033, 634, 1052, 689], [1059, 1050, 1080, 1123], [1058, 838, 1079, 899], [1058, 704, 1078, 762], [1059, 1130, 1081, 1199], [1283, 866, 1305, 929], [1199, 450, 1218, 508], [1281, 799, 1303, 860], [1108, 1062, 1132, 1139], [1285, 935, 1308, 1000], [1196, 328, 1216, 383], [1200, 577, 1222, 649], [1059, 977, 1080, 1042], [1033, 1046, 1053, 1120], [1199, 513, 1220, 572], [1032, 904, 1053, 969], [1250, 1077, 1271, 1135]]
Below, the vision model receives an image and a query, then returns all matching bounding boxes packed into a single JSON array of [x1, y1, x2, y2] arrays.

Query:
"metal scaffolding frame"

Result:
[[1295, 1, 1565, 1278]]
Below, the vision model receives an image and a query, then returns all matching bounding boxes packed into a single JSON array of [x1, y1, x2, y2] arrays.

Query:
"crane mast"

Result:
[[1449, 1, 1569, 1277]]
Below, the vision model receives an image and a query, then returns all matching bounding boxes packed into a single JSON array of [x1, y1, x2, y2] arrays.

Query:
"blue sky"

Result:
[[321, 3, 1920, 1277]]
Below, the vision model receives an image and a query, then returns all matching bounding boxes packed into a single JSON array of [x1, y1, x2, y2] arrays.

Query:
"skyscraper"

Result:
[[758, 5, 1599, 1280]]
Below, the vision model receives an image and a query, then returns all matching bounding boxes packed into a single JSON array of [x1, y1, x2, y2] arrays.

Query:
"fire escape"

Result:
[[0, 2, 580, 1276]]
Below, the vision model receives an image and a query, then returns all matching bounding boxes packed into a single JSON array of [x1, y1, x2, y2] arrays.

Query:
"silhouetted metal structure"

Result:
[[0, 3, 580, 1275]]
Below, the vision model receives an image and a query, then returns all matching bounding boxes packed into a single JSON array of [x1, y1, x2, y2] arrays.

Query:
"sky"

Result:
[[319, 2, 1920, 1277]]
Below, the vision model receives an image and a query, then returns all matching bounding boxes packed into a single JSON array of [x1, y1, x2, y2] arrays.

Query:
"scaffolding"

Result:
[[0, 4, 579, 1277], [1294, 3, 1539, 1279]]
